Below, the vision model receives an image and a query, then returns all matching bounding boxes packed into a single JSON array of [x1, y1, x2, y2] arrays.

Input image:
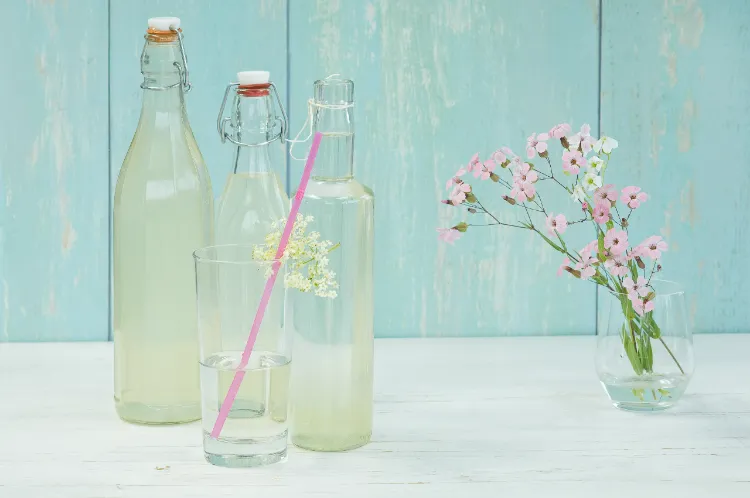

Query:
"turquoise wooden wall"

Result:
[[0, 0, 747, 341]]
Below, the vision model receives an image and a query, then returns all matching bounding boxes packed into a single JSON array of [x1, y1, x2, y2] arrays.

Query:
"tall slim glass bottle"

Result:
[[113, 17, 213, 424], [290, 78, 375, 451], [215, 71, 289, 246]]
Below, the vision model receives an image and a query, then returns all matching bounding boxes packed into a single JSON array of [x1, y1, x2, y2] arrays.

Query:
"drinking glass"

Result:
[[194, 245, 290, 467]]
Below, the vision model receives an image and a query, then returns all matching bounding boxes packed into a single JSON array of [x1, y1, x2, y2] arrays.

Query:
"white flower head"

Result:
[[588, 156, 604, 173], [594, 136, 618, 155], [253, 213, 340, 299], [571, 185, 587, 203], [583, 171, 602, 192]]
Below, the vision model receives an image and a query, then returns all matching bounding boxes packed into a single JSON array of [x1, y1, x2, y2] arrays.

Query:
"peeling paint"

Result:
[[61, 221, 77, 254], [677, 96, 696, 152], [365, 3, 377, 36], [680, 180, 697, 228], [664, 0, 704, 48], [659, 32, 678, 87]]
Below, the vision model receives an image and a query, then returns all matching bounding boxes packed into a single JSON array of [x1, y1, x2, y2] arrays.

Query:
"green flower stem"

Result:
[[658, 337, 686, 375]]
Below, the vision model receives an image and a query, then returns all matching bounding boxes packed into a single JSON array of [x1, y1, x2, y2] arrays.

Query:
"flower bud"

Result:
[[466, 192, 477, 203], [564, 267, 581, 278], [560, 136, 570, 149], [501, 160, 511, 168], [468, 208, 477, 214], [454, 222, 468, 233], [636, 256, 646, 269], [490, 172, 500, 182], [645, 291, 655, 301], [441, 199, 451, 205], [656, 264, 662, 272], [621, 217, 629, 228], [502, 195, 517, 205], [540, 150, 548, 158]]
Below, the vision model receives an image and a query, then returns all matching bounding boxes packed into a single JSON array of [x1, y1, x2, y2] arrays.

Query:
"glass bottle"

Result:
[[215, 71, 289, 246], [289, 78, 375, 451], [113, 17, 213, 424]]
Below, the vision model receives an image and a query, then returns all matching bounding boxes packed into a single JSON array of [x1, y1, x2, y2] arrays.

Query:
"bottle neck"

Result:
[[312, 104, 354, 180], [230, 93, 275, 175], [139, 38, 186, 115]]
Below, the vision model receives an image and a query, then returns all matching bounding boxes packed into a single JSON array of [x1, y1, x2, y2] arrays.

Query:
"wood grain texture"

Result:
[[1, 336, 750, 496], [288, 0, 601, 337], [600, 0, 750, 333], [0, 0, 109, 341]]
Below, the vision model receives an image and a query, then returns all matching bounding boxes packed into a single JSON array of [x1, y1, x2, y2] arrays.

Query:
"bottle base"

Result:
[[115, 399, 201, 425], [292, 432, 371, 452]]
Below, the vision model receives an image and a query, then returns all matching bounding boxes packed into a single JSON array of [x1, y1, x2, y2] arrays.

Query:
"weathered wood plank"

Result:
[[600, 0, 750, 333], [0, 0, 109, 341], [288, 0, 601, 337]]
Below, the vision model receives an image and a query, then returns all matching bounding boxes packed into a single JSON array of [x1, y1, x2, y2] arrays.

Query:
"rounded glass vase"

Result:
[[596, 280, 694, 411]]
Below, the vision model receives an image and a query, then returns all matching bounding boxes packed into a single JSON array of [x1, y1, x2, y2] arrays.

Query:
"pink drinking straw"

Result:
[[210, 131, 323, 439]]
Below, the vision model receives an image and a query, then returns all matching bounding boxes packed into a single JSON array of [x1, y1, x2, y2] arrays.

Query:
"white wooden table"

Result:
[[1, 336, 749, 497]]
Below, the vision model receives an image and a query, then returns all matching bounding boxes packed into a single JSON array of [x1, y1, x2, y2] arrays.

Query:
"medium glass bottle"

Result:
[[290, 78, 375, 451], [113, 17, 213, 424], [215, 71, 289, 246]]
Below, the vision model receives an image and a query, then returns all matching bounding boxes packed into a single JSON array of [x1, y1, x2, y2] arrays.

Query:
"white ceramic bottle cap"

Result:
[[237, 71, 270, 85], [148, 17, 181, 31]]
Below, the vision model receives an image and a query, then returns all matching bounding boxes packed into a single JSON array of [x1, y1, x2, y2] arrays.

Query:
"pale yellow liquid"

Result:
[[113, 88, 213, 424], [289, 174, 375, 451]]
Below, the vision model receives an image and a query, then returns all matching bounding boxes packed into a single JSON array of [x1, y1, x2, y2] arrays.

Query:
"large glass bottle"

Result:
[[113, 17, 213, 424], [290, 78, 375, 451], [215, 71, 289, 246]]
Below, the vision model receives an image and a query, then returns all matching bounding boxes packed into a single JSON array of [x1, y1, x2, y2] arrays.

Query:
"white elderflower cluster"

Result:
[[252, 214, 339, 299]]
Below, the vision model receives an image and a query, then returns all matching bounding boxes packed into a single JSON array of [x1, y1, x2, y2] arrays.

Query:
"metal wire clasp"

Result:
[[171, 26, 191, 93], [216, 82, 288, 147]]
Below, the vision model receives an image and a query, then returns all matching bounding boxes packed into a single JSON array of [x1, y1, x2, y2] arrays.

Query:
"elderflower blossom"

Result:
[[252, 214, 339, 299]]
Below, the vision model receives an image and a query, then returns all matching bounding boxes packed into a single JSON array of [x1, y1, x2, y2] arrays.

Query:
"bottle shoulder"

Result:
[[304, 178, 374, 202]]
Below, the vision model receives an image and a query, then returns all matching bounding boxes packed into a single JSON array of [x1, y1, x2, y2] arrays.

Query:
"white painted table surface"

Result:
[[1, 336, 750, 498]]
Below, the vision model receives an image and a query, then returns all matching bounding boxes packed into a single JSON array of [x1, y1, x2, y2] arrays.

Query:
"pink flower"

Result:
[[545, 213, 568, 235], [594, 184, 617, 206], [569, 123, 596, 154], [445, 167, 468, 190], [491, 150, 507, 164], [639, 235, 668, 259], [580, 239, 599, 259], [513, 163, 539, 184], [562, 150, 587, 174], [592, 201, 610, 224], [604, 255, 629, 277], [526, 132, 549, 159], [575, 253, 597, 279], [436, 227, 462, 244], [474, 159, 496, 180], [633, 299, 655, 316], [623, 276, 649, 302], [509, 155, 523, 170], [557, 257, 571, 277], [450, 183, 471, 205], [549, 123, 571, 139], [621, 186, 648, 209], [604, 228, 628, 255], [509, 181, 536, 203]]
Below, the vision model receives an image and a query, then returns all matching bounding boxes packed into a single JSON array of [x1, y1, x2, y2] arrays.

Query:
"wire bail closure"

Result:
[[139, 25, 191, 92], [216, 82, 288, 147], [172, 27, 191, 93]]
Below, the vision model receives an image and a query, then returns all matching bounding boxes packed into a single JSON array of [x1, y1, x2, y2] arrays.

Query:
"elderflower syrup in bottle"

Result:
[[215, 71, 289, 246], [290, 78, 375, 451], [114, 17, 213, 424]]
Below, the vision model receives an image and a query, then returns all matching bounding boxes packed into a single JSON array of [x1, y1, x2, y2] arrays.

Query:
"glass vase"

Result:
[[596, 280, 694, 411]]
